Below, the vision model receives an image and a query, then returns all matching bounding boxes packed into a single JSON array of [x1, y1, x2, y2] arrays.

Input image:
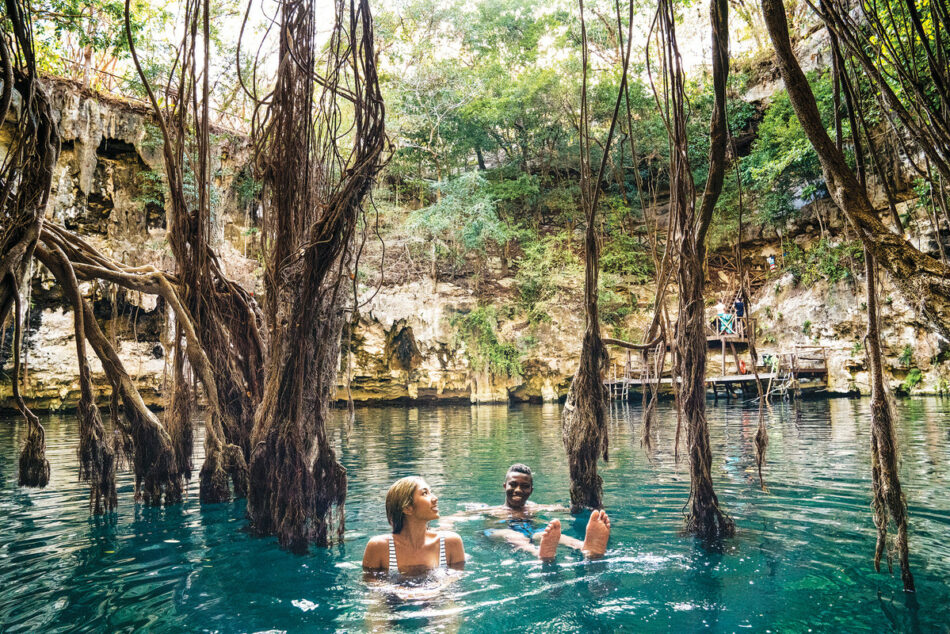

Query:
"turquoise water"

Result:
[[1, 398, 949, 632]]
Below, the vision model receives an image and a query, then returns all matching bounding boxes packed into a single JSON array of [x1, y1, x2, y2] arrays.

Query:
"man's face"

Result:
[[504, 472, 533, 509]]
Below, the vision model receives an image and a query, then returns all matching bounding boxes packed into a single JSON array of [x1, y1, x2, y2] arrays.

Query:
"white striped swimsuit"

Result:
[[389, 534, 447, 573]]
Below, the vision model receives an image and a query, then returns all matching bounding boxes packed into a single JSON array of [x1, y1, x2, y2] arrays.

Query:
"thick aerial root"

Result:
[[199, 447, 231, 503], [870, 397, 916, 592], [127, 405, 182, 506], [225, 444, 249, 499], [561, 330, 610, 512], [863, 251, 914, 592], [248, 428, 318, 552], [199, 443, 248, 503], [754, 408, 769, 492], [166, 372, 194, 481], [18, 426, 50, 487], [77, 398, 118, 514], [685, 492, 735, 541]]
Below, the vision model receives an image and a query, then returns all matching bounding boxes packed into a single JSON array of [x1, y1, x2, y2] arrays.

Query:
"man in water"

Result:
[[439, 463, 610, 560]]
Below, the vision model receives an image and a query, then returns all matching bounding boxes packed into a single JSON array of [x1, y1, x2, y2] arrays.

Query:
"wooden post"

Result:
[[721, 337, 726, 376]]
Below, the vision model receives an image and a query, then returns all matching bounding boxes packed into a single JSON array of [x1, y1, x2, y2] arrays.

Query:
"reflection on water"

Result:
[[1, 398, 949, 632]]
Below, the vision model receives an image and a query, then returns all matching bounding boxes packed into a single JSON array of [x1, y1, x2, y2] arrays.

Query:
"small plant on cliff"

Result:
[[515, 230, 582, 324], [235, 168, 263, 211], [899, 345, 913, 367], [785, 239, 864, 286], [802, 320, 811, 335], [451, 306, 522, 376], [900, 368, 923, 394]]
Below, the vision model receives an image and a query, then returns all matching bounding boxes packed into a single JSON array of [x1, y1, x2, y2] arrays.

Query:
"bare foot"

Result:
[[538, 519, 561, 560], [581, 510, 610, 558]]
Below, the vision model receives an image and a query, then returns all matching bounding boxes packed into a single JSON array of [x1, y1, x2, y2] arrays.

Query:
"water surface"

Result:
[[1, 398, 948, 632]]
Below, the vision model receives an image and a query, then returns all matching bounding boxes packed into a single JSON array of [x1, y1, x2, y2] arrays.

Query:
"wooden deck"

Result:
[[605, 371, 829, 401]]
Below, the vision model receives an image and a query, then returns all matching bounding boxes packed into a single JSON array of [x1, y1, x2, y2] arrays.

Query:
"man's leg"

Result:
[[490, 520, 562, 559], [581, 510, 610, 557], [535, 510, 611, 557]]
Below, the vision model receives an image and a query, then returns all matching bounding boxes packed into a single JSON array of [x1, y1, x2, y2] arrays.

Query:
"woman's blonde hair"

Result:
[[386, 476, 424, 534]]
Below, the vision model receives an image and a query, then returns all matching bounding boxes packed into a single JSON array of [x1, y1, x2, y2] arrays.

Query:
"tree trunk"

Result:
[[246, 0, 387, 551], [761, 0, 950, 341]]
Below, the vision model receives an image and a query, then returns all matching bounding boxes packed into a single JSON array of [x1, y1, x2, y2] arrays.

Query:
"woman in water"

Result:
[[362, 476, 465, 576]]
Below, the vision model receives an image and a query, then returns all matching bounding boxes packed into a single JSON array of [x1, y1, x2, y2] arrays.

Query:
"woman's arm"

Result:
[[362, 535, 388, 573], [442, 531, 466, 570]]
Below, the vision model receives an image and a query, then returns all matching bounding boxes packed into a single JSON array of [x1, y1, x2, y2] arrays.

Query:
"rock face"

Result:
[[1, 79, 256, 411], [3, 78, 949, 411], [340, 280, 579, 404]]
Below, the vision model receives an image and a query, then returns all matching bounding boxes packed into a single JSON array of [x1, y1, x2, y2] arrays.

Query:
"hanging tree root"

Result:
[[561, 0, 635, 512], [37, 244, 183, 505], [43, 243, 117, 512], [1, 0, 60, 489], [124, 0, 264, 469], [563, 330, 610, 511], [10, 279, 49, 487], [864, 251, 915, 592], [651, 0, 735, 540]]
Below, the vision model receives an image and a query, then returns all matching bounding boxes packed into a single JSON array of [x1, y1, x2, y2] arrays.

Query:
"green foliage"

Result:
[[451, 306, 522, 376], [408, 172, 510, 269], [784, 238, 864, 286], [514, 230, 582, 323], [802, 320, 811, 335], [900, 368, 923, 393], [33, 0, 171, 88], [739, 71, 837, 226], [600, 233, 654, 283], [135, 169, 165, 208], [898, 345, 913, 367]]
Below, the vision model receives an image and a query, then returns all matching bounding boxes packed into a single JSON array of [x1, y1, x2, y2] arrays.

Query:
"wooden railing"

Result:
[[705, 314, 755, 340], [779, 345, 828, 375]]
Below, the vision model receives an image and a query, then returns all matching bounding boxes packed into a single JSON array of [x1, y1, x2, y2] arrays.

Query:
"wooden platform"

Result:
[[605, 371, 828, 401]]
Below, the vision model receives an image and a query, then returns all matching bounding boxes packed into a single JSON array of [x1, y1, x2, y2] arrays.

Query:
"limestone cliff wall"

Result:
[[2, 78, 948, 412]]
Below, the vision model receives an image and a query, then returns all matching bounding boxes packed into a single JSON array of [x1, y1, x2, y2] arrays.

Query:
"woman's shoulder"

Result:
[[365, 533, 391, 549], [435, 530, 463, 545]]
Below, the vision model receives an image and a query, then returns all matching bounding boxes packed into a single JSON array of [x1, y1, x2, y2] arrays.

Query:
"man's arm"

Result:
[[437, 504, 495, 530]]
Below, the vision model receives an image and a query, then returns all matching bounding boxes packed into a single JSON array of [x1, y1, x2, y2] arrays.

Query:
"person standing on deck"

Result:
[[734, 295, 745, 336]]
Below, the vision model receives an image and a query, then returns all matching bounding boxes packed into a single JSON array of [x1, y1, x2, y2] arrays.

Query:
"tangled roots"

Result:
[[199, 443, 249, 503], [18, 426, 50, 487], [77, 399, 117, 514], [166, 378, 194, 481], [313, 450, 347, 547]]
